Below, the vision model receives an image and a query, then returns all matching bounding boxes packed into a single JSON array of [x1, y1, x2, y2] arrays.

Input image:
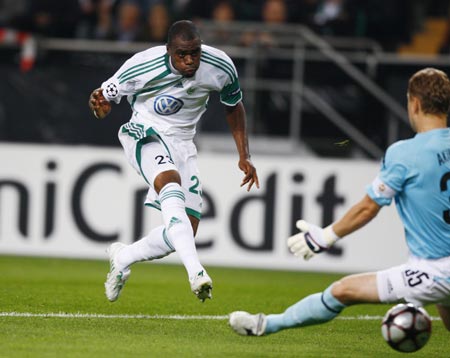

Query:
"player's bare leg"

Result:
[[331, 272, 380, 304]]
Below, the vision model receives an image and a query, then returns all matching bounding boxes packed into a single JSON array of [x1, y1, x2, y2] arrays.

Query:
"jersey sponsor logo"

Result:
[[154, 95, 184, 115]]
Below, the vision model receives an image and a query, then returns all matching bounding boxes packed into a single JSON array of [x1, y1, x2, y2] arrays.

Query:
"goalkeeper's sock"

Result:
[[115, 225, 175, 270], [265, 285, 346, 334], [159, 182, 204, 278]]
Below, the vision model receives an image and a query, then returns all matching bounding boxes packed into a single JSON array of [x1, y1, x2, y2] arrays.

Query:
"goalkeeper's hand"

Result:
[[287, 220, 339, 260]]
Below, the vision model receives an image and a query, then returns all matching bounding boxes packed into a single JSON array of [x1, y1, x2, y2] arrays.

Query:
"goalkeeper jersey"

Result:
[[367, 128, 450, 259], [101, 44, 242, 140]]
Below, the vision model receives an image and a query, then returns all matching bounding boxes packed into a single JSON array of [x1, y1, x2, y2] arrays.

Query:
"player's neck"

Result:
[[416, 114, 447, 133]]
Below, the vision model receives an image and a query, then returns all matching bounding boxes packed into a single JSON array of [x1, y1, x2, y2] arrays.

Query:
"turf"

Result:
[[0, 256, 448, 357]]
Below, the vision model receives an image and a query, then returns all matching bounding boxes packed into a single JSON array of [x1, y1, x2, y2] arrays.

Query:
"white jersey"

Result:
[[101, 44, 242, 140]]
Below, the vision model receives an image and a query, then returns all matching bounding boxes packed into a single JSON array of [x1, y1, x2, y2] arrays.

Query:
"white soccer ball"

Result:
[[381, 303, 432, 353]]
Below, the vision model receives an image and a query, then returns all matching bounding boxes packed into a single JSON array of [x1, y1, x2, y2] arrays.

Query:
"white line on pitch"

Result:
[[0, 312, 442, 321], [0, 312, 228, 320]]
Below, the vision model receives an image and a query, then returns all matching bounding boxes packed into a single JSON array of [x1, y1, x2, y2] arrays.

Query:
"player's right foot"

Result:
[[229, 311, 267, 336], [189, 270, 212, 302], [104, 242, 130, 302]]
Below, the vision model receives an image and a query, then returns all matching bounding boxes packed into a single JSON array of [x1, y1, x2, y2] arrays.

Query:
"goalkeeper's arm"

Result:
[[288, 195, 381, 260]]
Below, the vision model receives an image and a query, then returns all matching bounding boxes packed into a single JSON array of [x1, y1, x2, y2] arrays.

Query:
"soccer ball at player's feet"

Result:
[[381, 303, 431, 353]]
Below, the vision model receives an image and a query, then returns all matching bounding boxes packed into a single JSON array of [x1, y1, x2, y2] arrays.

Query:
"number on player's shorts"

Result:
[[189, 175, 202, 195], [155, 155, 174, 165], [440, 171, 450, 224], [404, 270, 430, 287]]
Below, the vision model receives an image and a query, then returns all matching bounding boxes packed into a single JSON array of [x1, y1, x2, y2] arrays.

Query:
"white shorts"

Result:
[[118, 122, 203, 219], [377, 255, 450, 307]]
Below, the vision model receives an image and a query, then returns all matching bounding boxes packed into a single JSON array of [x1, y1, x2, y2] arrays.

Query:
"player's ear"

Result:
[[408, 94, 420, 114], [412, 96, 421, 114]]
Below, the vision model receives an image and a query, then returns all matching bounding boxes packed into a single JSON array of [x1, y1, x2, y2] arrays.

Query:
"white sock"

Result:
[[159, 182, 204, 278], [116, 225, 175, 270]]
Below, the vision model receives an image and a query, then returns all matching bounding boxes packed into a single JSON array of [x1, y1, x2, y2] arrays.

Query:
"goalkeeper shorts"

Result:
[[376, 254, 450, 306]]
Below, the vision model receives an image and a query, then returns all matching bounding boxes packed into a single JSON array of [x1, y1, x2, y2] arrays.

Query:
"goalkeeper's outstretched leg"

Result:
[[230, 283, 348, 335]]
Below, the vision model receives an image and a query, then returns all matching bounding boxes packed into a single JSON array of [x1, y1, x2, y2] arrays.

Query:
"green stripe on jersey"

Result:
[[131, 70, 174, 108], [220, 80, 242, 105], [202, 51, 236, 75], [200, 58, 235, 83], [151, 68, 172, 82], [201, 51, 237, 81], [119, 61, 166, 84], [117, 55, 165, 80], [133, 75, 179, 98]]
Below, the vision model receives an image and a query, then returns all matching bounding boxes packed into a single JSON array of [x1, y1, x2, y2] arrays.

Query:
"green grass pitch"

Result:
[[0, 255, 448, 357]]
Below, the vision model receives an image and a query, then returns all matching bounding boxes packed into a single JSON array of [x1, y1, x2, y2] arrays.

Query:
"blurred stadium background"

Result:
[[0, 0, 450, 159], [2, 0, 450, 267], [1, 0, 450, 157], [2, 0, 450, 281], [2, 0, 450, 276], [1, 2, 450, 356], [0, 0, 449, 153]]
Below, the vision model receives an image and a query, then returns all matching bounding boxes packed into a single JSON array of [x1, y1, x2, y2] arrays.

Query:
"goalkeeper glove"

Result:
[[287, 220, 340, 260]]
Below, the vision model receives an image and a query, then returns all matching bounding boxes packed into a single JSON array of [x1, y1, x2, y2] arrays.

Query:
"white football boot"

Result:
[[189, 270, 212, 302], [104, 242, 130, 302], [229, 311, 267, 336]]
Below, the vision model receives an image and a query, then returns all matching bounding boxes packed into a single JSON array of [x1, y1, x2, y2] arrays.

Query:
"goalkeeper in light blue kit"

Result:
[[230, 68, 450, 335]]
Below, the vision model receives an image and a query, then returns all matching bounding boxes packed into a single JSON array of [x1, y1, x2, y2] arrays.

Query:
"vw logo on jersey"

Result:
[[154, 95, 184, 115]]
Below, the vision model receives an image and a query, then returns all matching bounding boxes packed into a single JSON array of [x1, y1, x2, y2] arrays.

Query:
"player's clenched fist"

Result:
[[287, 220, 340, 260], [89, 88, 111, 119]]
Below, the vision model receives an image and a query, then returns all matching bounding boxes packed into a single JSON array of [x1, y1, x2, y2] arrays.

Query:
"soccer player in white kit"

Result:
[[89, 20, 259, 302], [230, 68, 450, 335]]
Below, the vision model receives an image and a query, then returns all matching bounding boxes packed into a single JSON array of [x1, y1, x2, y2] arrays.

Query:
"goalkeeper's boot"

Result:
[[104, 242, 130, 302], [229, 311, 267, 336], [189, 270, 212, 302]]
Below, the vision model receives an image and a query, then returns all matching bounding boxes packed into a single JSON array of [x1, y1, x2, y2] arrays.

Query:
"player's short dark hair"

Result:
[[167, 20, 200, 46], [408, 67, 450, 115]]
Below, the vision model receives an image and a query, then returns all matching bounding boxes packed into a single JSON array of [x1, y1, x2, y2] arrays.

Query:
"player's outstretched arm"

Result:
[[332, 194, 381, 237], [225, 102, 259, 191], [89, 88, 111, 119], [288, 195, 381, 260]]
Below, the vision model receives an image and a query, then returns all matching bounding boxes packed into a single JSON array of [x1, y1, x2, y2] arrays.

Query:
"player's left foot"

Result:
[[229, 311, 266, 336], [104, 242, 130, 302], [189, 270, 212, 302]]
